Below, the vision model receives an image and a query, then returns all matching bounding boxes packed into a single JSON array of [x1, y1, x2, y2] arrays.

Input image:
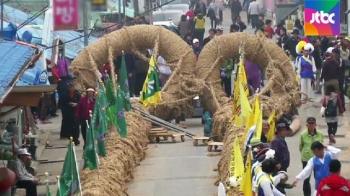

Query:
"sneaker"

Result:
[[284, 183, 294, 189]]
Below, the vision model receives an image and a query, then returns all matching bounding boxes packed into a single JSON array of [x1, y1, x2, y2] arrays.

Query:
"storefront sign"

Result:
[[91, 0, 107, 12], [53, 0, 79, 31], [304, 0, 340, 36]]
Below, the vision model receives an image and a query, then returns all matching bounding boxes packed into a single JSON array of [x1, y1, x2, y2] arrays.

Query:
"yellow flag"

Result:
[[229, 134, 244, 178], [239, 60, 249, 97], [242, 96, 260, 143], [253, 104, 263, 139], [266, 110, 276, 142], [234, 82, 252, 126], [240, 151, 253, 196]]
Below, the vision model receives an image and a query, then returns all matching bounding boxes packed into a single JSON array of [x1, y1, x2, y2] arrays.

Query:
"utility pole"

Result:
[[123, 0, 126, 20], [119, 0, 122, 22], [83, 0, 89, 46], [1, 0, 3, 38]]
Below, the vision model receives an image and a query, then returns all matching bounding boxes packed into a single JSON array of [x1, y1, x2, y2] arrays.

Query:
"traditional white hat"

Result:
[[303, 43, 314, 52], [326, 47, 334, 54], [86, 88, 95, 92]]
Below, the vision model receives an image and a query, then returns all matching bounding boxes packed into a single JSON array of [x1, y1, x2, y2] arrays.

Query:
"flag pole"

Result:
[[45, 172, 49, 194], [69, 137, 74, 196], [57, 175, 60, 196]]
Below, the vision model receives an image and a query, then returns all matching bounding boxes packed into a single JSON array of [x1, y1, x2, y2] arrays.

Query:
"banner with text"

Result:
[[53, 0, 79, 31]]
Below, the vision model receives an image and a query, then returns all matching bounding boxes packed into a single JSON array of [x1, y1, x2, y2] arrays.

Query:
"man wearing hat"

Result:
[[7, 148, 39, 196], [192, 38, 202, 60], [284, 29, 301, 61], [296, 43, 317, 102], [271, 119, 291, 193], [299, 117, 323, 196]]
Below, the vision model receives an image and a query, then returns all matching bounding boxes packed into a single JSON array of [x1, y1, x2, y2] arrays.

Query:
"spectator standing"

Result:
[[75, 87, 96, 149], [203, 28, 216, 46], [192, 38, 202, 60], [277, 27, 289, 49], [234, 15, 247, 32], [271, 119, 291, 194], [220, 59, 234, 97], [59, 83, 81, 144], [299, 117, 324, 196], [178, 15, 191, 38], [312, 38, 323, 94], [294, 19, 304, 38], [157, 56, 172, 86], [185, 6, 195, 30], [248, 0, 261, 29], [265, 19, 274, 39], [193, 13, 205, 44], [321, 85, 344, 145], [217, 0, 224, 25], [338, 39, 349, 110], [317, 160, 350, 196], [284, 29, 301, 61], [230, 0, 242, 23]]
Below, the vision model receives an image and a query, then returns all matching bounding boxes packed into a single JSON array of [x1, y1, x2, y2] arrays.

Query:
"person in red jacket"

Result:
[[75, 87, 96, 149], [317, 159, 350, 196]]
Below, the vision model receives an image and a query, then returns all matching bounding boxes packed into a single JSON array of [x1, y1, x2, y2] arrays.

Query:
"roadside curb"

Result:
[[31, 129, 53, 172]]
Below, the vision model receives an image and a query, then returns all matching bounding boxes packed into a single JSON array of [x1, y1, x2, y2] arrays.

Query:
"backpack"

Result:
[[325, 99, 337, 117]]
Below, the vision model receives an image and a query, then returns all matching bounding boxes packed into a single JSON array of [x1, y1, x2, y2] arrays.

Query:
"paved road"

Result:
[[30, 9, 350, 196]]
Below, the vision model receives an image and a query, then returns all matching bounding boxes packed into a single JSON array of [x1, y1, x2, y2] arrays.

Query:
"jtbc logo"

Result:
[[310, 11, 335, 24]]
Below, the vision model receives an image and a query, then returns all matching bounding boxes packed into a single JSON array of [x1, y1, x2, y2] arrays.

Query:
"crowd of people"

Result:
[[243, 115, 349, 196]]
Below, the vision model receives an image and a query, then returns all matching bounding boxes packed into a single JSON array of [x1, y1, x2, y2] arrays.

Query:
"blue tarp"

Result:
[[0, 41, 36, 102]]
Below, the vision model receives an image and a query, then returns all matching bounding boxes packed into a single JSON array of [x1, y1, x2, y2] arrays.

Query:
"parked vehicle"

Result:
[[153, 21, 180, 35], [152, 10, 183, 25], [161, 4, 189, 13]]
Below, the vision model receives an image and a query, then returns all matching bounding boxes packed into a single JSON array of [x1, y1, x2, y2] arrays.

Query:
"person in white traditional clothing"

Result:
[[296, 43, 317, 102], [292, 141, 341, 196], [157, 56, 172, 87]]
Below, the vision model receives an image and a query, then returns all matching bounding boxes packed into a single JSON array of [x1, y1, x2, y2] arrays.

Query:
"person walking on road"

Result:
[[317, 159, 350, 196], [321, 85, 344, 145], [248, 0, 261, 29], [178, 15, 191, 38], [284, 29, 301, 61], [299, 117, 324, 196], [320, 48, 341, 94], [293, 141, 342, 196], [230, 0, 242, 23], [207, 0, 219, 29], [296, 43, 316, 102]]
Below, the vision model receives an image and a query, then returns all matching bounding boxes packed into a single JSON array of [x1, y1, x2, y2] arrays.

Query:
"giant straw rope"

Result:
[[70, 25, 303, 195]]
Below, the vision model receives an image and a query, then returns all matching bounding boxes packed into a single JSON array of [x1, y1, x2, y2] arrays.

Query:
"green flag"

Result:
[[140, 55, 162, 107], [83, 122, 99, 170], [116, 87, 127, 138], [57, 141, 82, 196], [103, 80, 117, 126], [118, 54, 131, 111], [105, 77, 116, 105], [46, 183, 52, 196], [95, 103, 108, 157]]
